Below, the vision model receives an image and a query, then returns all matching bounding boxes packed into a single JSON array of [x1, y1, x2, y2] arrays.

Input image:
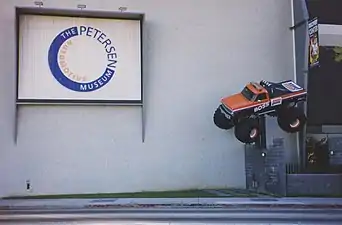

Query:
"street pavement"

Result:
[[1, 207, 342, 224], [1, 197, 342, 209], [1, 197, 342, 224]]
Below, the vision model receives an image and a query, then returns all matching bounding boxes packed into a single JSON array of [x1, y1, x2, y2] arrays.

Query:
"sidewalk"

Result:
[[1, 197, 342, 210]]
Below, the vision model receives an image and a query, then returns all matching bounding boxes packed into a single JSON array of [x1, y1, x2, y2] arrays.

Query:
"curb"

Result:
[[85, 203, 342, 209], [2, 203, 342, 210]]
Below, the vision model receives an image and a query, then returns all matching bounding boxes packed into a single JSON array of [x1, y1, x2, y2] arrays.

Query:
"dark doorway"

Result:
[[307, 46, 342, 126], [306, 0, 342, 25], [306, 0, 342, 126]]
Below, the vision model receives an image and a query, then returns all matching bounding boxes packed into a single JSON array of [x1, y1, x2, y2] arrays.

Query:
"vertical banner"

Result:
[[308, 17, 319, 68]]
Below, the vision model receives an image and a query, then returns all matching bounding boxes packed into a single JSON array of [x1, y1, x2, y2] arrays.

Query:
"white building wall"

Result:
[[0, 0, 295, 197]]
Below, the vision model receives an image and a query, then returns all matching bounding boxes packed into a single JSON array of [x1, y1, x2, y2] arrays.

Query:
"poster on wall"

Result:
[[16, 9, 143, 104], [308, 17, 319, 68]]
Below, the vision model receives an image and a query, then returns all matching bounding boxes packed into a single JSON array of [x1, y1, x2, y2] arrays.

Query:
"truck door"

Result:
[[253, 93, 270, 113]]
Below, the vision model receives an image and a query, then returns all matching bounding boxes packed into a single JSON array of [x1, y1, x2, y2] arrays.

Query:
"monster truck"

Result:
[[213, 80, 307, 144]]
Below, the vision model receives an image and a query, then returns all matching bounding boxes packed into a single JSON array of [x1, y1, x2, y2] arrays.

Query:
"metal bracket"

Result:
[[33, 1, 43, 7], [289, 19, 308, 30], [141, 103, 145, 143], [14, 103, 19, 144], [77, 4, 86, 10], [256, 115, 266, 149]]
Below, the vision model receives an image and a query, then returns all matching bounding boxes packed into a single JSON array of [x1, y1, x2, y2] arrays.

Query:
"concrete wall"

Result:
[[329, 136, 342, 166], [287, 174, 342, 196], [245, 142, 287, 196], [245, 139, 342, 197], [0, 0, 295, 197]]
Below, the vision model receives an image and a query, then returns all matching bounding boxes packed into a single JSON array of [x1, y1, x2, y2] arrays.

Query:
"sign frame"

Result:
[[15, 7, 144, 105]]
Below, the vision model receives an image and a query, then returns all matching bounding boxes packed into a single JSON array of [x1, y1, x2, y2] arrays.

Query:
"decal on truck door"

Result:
[[271, 97, 282, 106], [281, 81, 303, 92], [254, 102, 270, 112]]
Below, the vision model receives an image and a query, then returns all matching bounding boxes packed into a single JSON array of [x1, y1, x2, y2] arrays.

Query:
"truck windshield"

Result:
[[241, 86, 256, 101]]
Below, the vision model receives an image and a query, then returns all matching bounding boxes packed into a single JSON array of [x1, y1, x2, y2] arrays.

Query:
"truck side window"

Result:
[[256, 93, 267, 101]]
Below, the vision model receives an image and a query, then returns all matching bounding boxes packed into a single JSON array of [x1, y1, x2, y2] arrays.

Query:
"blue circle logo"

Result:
[[48, 26, 118, 92]]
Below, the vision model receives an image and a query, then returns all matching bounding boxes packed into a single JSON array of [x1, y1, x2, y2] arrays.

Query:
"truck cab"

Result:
[[221, 82, 270, 112], [242, 82, 270, 102]]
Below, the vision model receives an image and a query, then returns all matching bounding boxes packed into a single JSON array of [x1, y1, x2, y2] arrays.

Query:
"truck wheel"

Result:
[[234, 118, 260, 144], [213, 106, 234, 130], [277, 107, 306, 133]]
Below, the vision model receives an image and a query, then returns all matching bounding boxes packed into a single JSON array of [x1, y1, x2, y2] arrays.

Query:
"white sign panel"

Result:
[[17, 14, 142, 103]]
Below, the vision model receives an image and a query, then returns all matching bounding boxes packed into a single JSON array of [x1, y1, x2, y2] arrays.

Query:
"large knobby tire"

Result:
[[277, 107, 306, 133], [213, 106, 234, 130], [234, 118, 260, 144]]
